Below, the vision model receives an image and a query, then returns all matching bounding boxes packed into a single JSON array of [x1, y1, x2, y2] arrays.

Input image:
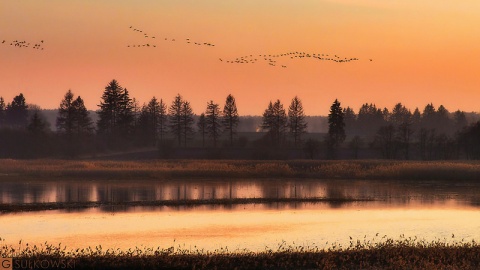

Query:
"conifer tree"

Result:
[[205, 100, 222, 147], [343, 106, 357, 136], [222, 94, 239, 146], [97, 80, 135, 148], [168, 94, 184, 146], [181, 101, 195, 147], [137, 104, 153, 145], [6, 93, 29, 128], [56, 90, 76, 138], [197, 113, 206, 147], [158, 99, 168, 143], [57, 90, 93, 156], [71, 96, 93, 137], [261, 100, 287, 146], [147, 97, 161, 143], [0, 97, 6, 128], [168, 94, 194, 147], [287, 96, 307, 147], [118, 88, 135, 138], [327, 99, 345, 159]]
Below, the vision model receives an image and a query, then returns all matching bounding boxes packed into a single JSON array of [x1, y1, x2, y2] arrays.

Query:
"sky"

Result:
[[1, 0, 480, 116]]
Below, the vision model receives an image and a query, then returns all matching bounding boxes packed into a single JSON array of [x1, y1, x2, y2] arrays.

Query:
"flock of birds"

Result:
[[126, 26, 216, 49], [1, 26, 372, 69], [125, 26, 369, 68], [220, 52, 362, 68], [1, 39, 45, 50]]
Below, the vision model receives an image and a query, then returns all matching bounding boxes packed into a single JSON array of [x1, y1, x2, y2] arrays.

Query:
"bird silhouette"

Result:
[[221, 50, 362, 68]]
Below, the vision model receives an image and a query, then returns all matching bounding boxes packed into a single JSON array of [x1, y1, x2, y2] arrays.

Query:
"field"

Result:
[[1, 159, 480, 181], [1, 236, 480, 269]]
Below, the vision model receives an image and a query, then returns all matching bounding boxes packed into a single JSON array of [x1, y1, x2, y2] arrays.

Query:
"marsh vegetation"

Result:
[[2, 237, 480, 269], [1, 159, 480, 181]]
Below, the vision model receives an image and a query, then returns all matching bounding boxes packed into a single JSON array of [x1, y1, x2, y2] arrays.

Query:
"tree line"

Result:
[[1, 79, 479, 159]]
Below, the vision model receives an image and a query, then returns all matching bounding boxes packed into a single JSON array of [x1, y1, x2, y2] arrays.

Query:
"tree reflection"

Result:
[[2, 179, 480, 212]]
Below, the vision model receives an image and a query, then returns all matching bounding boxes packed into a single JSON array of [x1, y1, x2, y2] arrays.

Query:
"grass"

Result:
[[2, 236, 480, 269], [1, 159, 480, 181]]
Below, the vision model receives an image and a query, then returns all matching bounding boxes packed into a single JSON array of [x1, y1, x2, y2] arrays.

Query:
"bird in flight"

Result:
[[126, 25, 217, 49]]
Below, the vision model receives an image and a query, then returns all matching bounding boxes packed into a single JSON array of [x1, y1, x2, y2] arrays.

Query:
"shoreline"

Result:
[[0, 197, 375, 213], [1, 159, 480, 181]]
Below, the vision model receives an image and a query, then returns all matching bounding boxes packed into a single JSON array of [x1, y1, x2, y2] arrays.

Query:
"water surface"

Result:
[[1, 178, 480, 252]]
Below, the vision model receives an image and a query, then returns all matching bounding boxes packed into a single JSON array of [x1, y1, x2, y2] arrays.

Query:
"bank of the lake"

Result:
[[2, 237, 480, 270], [0, 197, 375, 213], [1, 159, 480, 181]]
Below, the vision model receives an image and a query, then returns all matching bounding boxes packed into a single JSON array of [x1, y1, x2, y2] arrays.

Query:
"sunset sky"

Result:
[[2, 1, 480, 115]]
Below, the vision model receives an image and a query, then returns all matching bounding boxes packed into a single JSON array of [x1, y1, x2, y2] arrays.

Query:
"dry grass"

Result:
[[2, 236, 480, 269], [1, 159, 480, 181]]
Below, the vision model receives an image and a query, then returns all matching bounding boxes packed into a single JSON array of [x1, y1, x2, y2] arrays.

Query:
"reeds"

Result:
[[1, 159, 480, 181], [2, 236, 480, 269]]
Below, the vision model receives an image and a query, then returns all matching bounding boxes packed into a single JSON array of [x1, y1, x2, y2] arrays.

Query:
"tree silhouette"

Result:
[[71, 96, 93, 137], [374, 124, 396, 159], [390, 103, 413, 159], [205, 101, 222, 147], [168, 94, 195, 147], [117, 88, 135, 139], [436, 105, 453, 135], [145, 97, 162, 144], [26, 107, 52, 158], [131, 97, 140, 129], [0, 97, 5, 128], [56, 90, 76, 138], [262, 100, 287, 146], [412, 108, 421, 130], [453, 110, 467, 132], [197, 113, 206, 147], [288, 96, 307, 147], [137, 104, 153, 146], [222, 94, 239, 147], [28, 111, 49, 135], [158, 99, 167, 143], [57, 90, 93, 156], [357, 103, 385, 138], [97, 80, 135, 148], [97, 80, 123, 136], [168, 94, 183, 146], [181, 101, 195, 147], [6, 93, 29, 128], [327, 99, 345, 159], [458, 122, 480, 159], [261, 101, 274, 132], [343, 106, 357, 136], [421, 103, 436, 130]]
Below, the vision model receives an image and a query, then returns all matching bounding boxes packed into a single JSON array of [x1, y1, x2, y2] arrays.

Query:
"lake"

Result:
[[1, 178, 480, 252]]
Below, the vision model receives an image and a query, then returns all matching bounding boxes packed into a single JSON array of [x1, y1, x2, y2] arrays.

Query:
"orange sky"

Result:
[[1, 0, 480, 115]]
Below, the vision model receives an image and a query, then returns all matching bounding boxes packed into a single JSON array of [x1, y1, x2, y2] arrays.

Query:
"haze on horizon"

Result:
[[1, 0, 480, 116]]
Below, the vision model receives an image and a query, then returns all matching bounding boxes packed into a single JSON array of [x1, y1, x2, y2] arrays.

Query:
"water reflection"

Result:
[[2, 179, 480, 211]]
